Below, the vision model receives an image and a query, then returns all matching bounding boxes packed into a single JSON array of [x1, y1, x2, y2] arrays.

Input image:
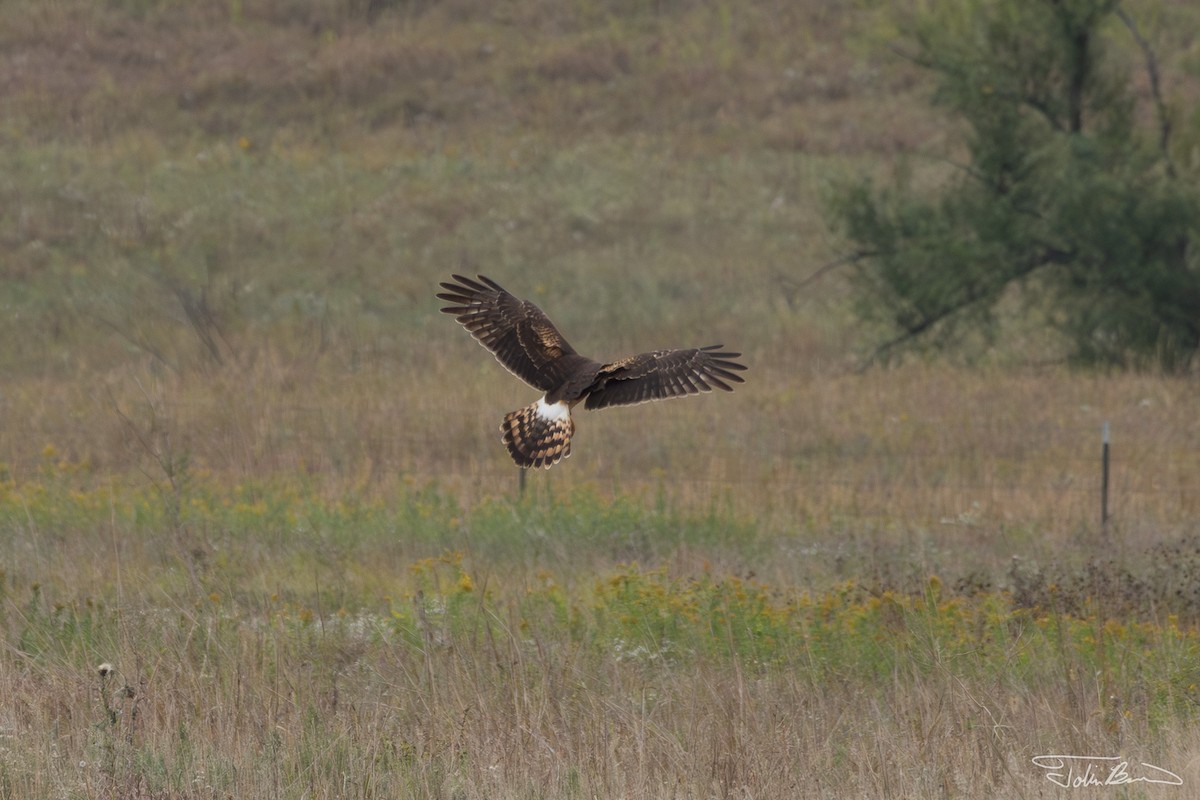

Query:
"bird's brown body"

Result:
[[438, 274, 747, 468]]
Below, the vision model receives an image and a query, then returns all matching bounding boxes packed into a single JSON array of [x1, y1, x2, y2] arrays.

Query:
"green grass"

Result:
[[5, 471, 1200, 798], [0, 135, 844, 378]]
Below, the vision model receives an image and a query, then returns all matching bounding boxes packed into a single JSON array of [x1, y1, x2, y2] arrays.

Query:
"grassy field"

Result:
[[2, 1, 1200, 797]]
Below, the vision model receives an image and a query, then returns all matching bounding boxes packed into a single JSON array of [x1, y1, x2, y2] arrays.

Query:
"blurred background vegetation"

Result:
[[2, 0, 1196, 377], [834, 0, 1200, 370], [1, 0, 1198, 555]]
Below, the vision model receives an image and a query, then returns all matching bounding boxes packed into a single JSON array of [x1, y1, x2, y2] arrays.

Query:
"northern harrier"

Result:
[[438, 274, 747, 469]]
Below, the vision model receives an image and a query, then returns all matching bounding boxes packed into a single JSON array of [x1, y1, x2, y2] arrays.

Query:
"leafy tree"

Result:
[[828, 0, 1200, 371]]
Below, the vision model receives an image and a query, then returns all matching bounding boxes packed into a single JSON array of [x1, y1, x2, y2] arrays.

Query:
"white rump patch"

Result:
[[536, 397, 572, 422]]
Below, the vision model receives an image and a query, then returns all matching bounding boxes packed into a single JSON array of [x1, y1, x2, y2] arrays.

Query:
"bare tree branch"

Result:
[[85, 310, 180, 375], [857, 245, 1075, 372], [1115, 4, 1177, 178], [771, 252, 877, 311], [795, 252, 874, 290]]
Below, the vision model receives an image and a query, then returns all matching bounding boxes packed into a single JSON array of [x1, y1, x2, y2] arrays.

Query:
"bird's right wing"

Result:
[[584, 345, 747, 410], [437, 274, 578, 392]]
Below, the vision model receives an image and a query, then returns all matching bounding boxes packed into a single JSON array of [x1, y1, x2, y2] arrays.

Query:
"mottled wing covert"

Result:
[[437, 274, 577, 392], [583, 345, 747, 410]]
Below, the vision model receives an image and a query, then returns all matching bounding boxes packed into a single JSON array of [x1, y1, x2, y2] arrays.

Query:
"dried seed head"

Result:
[[97, 663, 115, 678]]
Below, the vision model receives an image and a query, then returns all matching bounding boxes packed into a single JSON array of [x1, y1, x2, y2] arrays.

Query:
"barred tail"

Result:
[[501, 398, 574, 469]]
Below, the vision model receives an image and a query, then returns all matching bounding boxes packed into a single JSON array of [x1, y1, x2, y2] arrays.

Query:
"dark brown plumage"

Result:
[[438, 274, 747, 469]]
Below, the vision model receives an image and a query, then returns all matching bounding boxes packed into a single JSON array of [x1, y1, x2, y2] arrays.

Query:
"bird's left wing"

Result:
[[583, 345, 747, 410]]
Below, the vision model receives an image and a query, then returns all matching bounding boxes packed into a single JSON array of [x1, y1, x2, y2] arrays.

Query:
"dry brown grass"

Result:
[[7, 558, 1200, 800], [3, 352, 1195, 607], [4, 353, 1198, 797]]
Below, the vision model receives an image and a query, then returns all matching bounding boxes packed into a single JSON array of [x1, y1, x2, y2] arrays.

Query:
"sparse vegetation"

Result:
[[1, 0, 1199, 798], [5, 473, 1200, 798]]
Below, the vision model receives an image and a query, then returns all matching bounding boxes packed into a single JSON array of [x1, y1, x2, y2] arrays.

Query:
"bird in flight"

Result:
[[437, 274, 747, 469]]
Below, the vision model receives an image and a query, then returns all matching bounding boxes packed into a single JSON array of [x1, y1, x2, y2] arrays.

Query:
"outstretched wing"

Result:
[[584, 345, 747, 410], [437, 274, 579, 392]]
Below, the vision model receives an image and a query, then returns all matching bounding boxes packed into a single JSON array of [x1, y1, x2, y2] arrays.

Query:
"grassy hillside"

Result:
[[2, 1, 1200, 797]]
